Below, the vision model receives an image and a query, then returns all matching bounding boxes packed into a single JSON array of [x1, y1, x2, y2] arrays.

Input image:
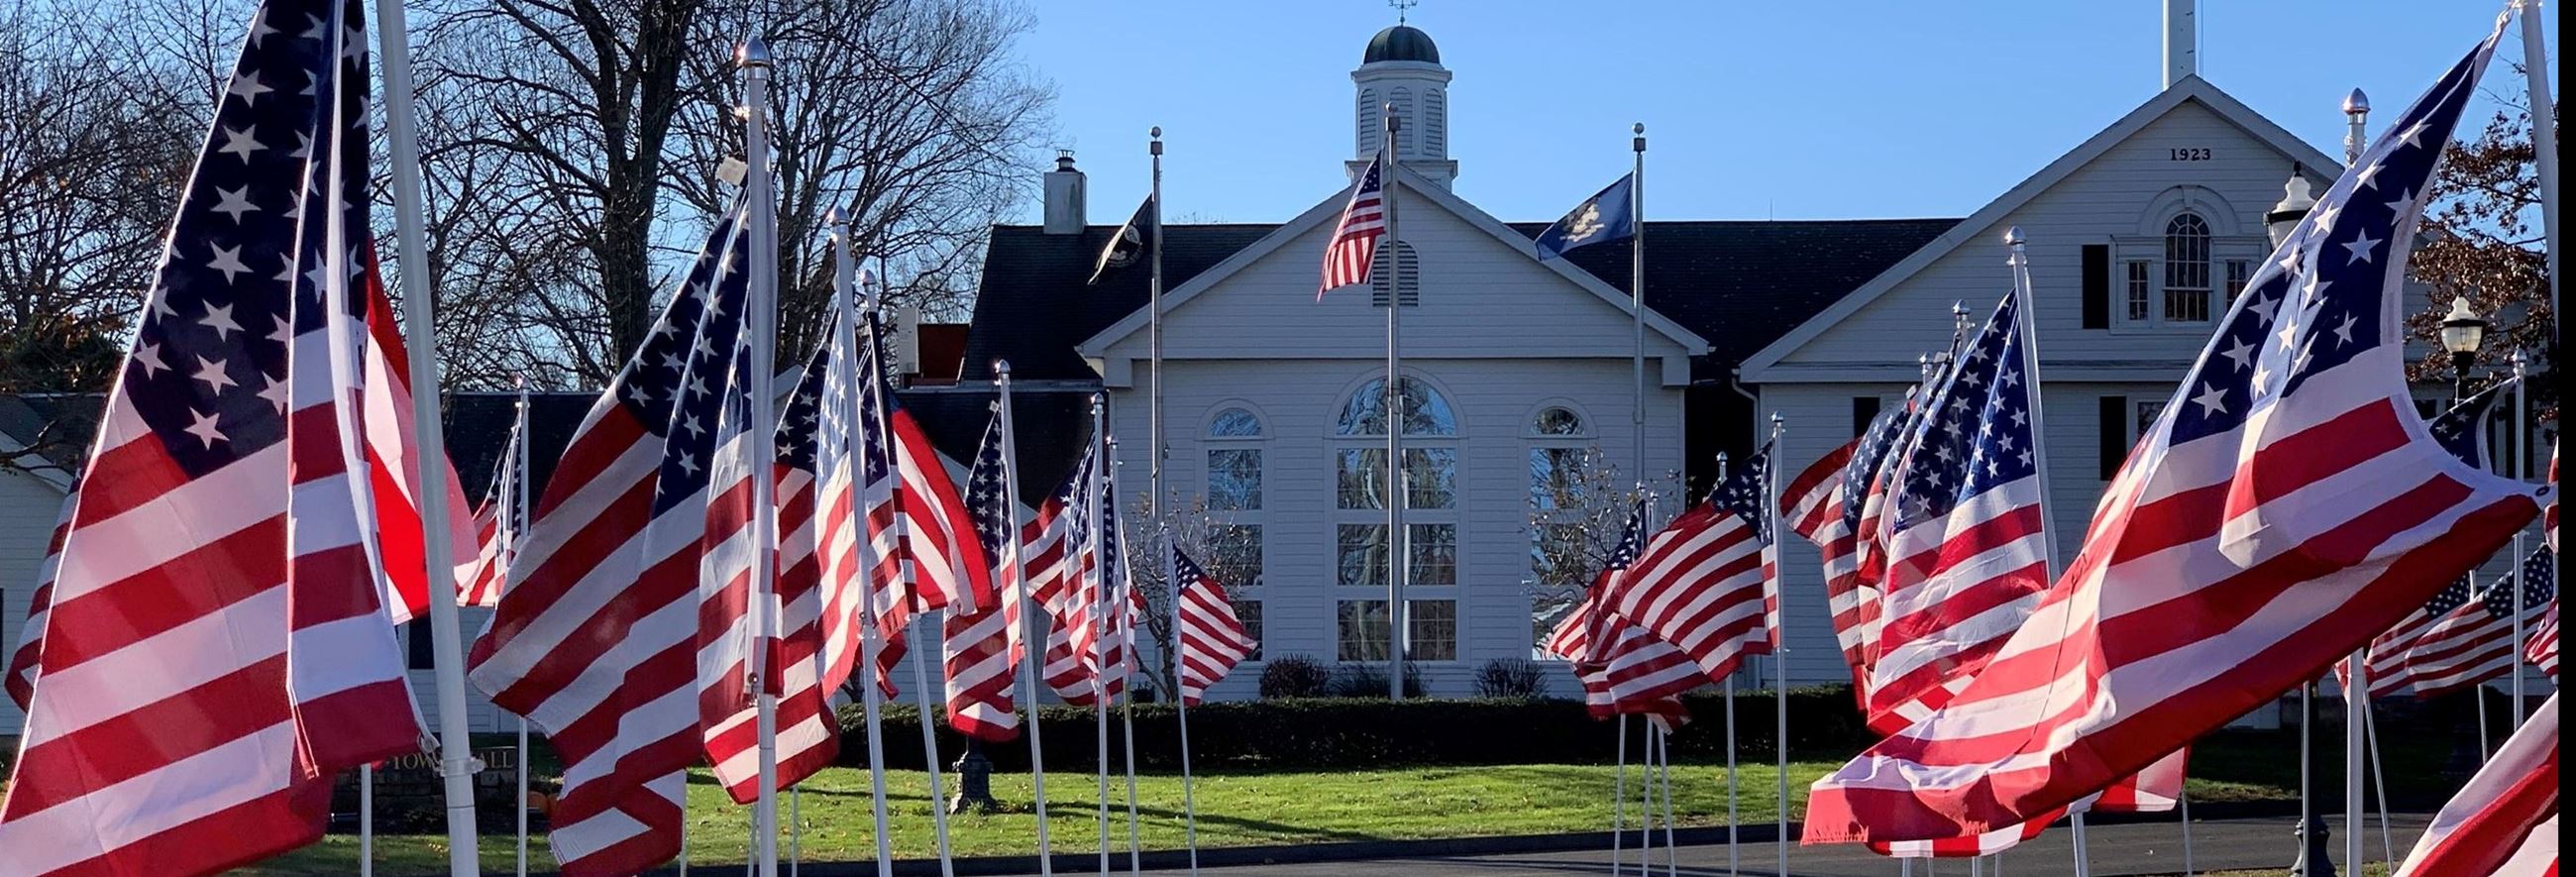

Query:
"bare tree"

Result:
[[1121, 492, 1263, 701], [1525, 447, 1680, 658]]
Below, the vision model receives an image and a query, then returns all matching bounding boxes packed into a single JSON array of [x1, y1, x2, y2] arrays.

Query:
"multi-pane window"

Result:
[[2162, 213, 2213, 324], [2135, 399, 2169, 444], [1337, 523, 1456, 587], [1335, 376, 1461, 663], [1232, 600, 1264, 662], [1206, 523, 1263, 588], [1336, 600, 1456, 662], [2223, 259, 2251, 301], [2124, 261, 2152, 323], [1527, 406, 1592, 658], [1337, 448, 1456, 509], [1208, 449, 1261, 509]]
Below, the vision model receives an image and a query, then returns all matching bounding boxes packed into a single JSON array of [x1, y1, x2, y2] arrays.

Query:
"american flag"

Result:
[[1780, 440, 1871, 698], [457, 414, 526, 608], [863, 295, 996, 618], [2394, 692, 2558, 876], [359, 266, 480, 625], [944, 410, 1021, 741], [1853, 376, 1945, 589], [1044, 466, 1139, 706], [1590, 453, 1778, 684], [1173, 546, 1258, 706], [1803, 22, 2544, 844], [1866, 289, 2052, 733], [1570, 499, 1649, 662], [1318, 156, 1387, 298], [1548, 608, 1699, 727], [2370, 547, 2555, 699], [2425, 376, 2515, 471], [0, 1, 427, 870], [466, 208, 750, 877], [2, 492, 70, 712], [2526, 599, 2557, 680]]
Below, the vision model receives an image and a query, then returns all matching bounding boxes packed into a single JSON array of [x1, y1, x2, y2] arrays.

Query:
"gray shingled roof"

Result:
[[960, 217, 1960, 384]]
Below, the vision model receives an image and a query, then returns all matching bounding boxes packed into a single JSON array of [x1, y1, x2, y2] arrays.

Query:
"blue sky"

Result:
[[1013, 0, 2556, 226]]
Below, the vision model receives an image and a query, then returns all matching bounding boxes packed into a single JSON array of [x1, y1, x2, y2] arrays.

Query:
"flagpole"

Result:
[[738, 35, 788, 877], [1147, 126, 1166, 544], [361, 763, 374, 877], [1169, 534, 1202, 877], [1636, 722, 1654, 874], [2337, 93, 2371, 874], [2509, 349, 2528, 725], [2004, 227, 2082, 877], [512, 377, 531, 877], [1381, 104, 1410, 702], [1613, 713, 1629, 877], [371, 0, 483, 866], [1715, 453, 1740, 877], [1105, 436, 1143, 876], [910, 618, 959, 877], [1630, 123, 1648, 499], [2363, 707, 2392, 865], [2516, 0, 2560, 344], [1088, 397, 1114, 877], [994, 362, 1055, 877], [2179, 789, 2194, 877], [1766, 413, 1788, 877], [830, 210, 897, 877], [1658, 723, 1677, 877]]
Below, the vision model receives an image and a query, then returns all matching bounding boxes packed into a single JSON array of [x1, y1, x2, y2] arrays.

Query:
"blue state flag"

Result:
[[1534, 172, 1636, 261]]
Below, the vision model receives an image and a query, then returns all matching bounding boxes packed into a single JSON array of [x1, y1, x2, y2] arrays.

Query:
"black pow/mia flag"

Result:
[[1088, 194, 1156, 285]]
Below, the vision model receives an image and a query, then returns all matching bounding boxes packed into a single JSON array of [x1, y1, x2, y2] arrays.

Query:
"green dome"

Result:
[[1363, 25, 1440, 64]]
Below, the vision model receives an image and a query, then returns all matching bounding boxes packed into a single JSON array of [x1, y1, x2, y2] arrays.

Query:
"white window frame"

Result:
[[1331, 373, 1461, 663]]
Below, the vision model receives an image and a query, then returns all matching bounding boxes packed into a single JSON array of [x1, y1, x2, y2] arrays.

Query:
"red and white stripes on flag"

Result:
[[1803, 27, 2542, 844], [1593, 451, 1777, 685], [2356, 550, 2553, 700], [2526, 600, 2557, 680], [1781, 440, 1874, 696], [456, 416, 525, 608], [2395, 693, 2558, 876], [1173, 546, 1257, 706], [359, 271, 478, 623], [467, 210, 751, 877], [946, 413, 1021, 741], [1318, 156, 1388, 298], [1864, 752, 2188, 860], [0, 2, 426, 869], [1548, 609, 1700, 726], [3, 491, 69, 712]]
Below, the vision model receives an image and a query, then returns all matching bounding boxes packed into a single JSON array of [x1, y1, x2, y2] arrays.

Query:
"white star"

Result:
[[2192, 383, 2229, 416], [289, 132, 313, 162], [2252, 363, 2276, 395], [199, 302, 244, 339], [682, 413, 704, 438], [2331, 313, 2359, 348], [135, 341, 169, 377], [152, 295, 178, 321], [259, 373, 290, 412], [304, 258, 330, 294], [2352, 161, 2386, 191], [249, 8, 277, 45], [268, 314, 294, 344], [184, 408, 228, 448], [625, 384, 650, 405], [210, 186, 259, 223], [2219, 336, 2258, 372], [677, 453, 699, 477], [217, 127, 265, 163], [225, 71, 271, 107], [2397, 119, 2430, 149], [342, 26, 367, 61], [2310, 202, 2341, 231], [207, 246, 253, 284], [2384, 188, 2415, 216], [689, 375, 710, 398], [300, 13, 328, 41], [2342, 230, 2382, 265], [191, 356, 237, 393]]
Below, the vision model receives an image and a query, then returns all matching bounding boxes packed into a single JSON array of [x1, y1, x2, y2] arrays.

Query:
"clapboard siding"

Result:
[[1114, 355, 1683, 700], [0, 472, 66, 735], [1778, 100, 2338, 372]]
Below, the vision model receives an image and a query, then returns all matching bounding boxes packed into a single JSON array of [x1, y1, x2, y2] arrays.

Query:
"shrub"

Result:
[[1257, 654, 1333, 699], [1473, 658, 1549, 699], [1328, 661, 1427, 698], [838, 684, 1874, 772]]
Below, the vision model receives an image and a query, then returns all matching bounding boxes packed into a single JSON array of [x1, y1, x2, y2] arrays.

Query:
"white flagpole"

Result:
[[679, 813, 691, 876], [1380, 105, 1409, 703], [1612, 714, 1630, 877], [1089, 399, 1113, 877], [830, 211, 896, 877], [790, 787, 803, 876], [1105, 436, 1143, 876], [2003, 228, 2077, 877], [1169, 535, 1203, 877], [2179, 789, 2194, 877], [2510, 350, 2529, 725], [2363, 705, 2393, 866], [1713, 452, 1742, 877], [994, 362, 1055, 876], [2476, 686, 2492, 761], [361, 764, 375, 877], [1767, 414, 1788, 877], [2335, 99, 2372, 877], [737, 36, 788, 877], [2516, 0, 2560, 342], [371, 0, 482, 868], [1630, 123, 1649, 516], [910, 616, 959, 876], [512, 379, 531, 877], [1658, 724, 1677, 877], [1636, 724, 1654, 874]]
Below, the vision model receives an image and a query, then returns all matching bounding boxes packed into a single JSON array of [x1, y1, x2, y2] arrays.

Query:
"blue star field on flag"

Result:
[[1895, 290, 2036, 529]]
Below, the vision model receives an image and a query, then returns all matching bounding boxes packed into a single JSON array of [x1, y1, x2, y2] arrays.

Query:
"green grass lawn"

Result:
[[241, 759, 2306, 875]]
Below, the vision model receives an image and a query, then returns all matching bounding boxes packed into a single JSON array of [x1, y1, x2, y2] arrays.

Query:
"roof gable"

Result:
[[1074, 163, 1711, 360], [1740, 76, 2342, 377]]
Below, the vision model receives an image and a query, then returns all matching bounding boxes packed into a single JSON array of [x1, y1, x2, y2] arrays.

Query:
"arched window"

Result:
[[1525, 402, 1596, 658], [1333, 376, 1459, 662], [2162, 212, 2213, 324], [1202, 405, 1265, 658], [1370, 241, 1420, 307]]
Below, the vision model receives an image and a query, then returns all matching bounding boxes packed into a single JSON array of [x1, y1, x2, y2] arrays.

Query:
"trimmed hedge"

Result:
[[838, 685, 1873, 773]]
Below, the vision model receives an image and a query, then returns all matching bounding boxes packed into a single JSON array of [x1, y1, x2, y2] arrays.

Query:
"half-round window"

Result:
[[1209, 407, 1262, 438], [1532, 406, 1585, 437], [1336, 376, 1456, 437]]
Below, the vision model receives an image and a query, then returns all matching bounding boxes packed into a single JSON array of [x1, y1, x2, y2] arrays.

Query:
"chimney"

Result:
[[1043, 150, 1086, 235], [892, 304, 922, 379], [2163, 0, 2197, 89]]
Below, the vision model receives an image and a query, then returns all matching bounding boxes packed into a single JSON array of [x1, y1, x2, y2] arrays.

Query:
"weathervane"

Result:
[[1390, 0, 1417, 24]]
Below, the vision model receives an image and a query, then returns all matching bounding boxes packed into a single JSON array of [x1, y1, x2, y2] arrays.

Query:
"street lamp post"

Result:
[[2268, 168, 2335, 877], [2435, 296, 2493, 782]]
